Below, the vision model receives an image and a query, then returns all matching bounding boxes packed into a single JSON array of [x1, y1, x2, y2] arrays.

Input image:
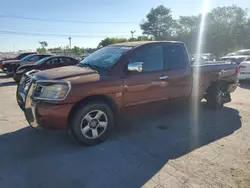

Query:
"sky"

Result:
[[0, 0, 249, 52]]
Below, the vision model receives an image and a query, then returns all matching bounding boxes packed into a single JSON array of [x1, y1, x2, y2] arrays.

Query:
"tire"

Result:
[[70, 102, 114, 146], [206, 84, 224, 110], [16, 83, 25, 111]]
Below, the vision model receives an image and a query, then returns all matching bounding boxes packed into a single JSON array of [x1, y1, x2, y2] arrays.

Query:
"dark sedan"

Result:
[[13, 56, 79, 83], [2, 54, 51, 75], [0, 52, 36, 70]]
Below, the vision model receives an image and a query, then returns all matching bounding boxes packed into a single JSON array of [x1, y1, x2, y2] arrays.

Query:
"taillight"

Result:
[[239, 66, 247, 69]]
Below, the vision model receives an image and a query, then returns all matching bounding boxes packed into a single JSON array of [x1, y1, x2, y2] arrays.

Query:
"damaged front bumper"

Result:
[[16, 70, 73, 130]]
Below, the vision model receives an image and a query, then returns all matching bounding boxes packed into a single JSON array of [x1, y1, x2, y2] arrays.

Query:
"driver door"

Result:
[[123, 44, 170, 107]]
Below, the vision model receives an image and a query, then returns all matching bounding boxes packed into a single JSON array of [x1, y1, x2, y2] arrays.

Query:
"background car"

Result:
[[200, 53, 217, 61], [2, 54, 51, 75], [191, 53, 217, 64], [225, 52, 236, 57], [221, 49, 250, 65], [0, 52, 36, 70], [13, 56, 79, 83], [238, 57, 250, 81]]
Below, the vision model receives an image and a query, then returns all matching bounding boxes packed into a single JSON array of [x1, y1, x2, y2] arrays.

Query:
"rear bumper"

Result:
[[227, 81, 239, 93], [2, 64, 18, 75], [239, 73, 250, 80], [3, 68, 14, 75]]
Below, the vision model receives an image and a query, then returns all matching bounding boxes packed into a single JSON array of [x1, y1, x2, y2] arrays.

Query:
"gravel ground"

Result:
[[0, 71, 249, 188]]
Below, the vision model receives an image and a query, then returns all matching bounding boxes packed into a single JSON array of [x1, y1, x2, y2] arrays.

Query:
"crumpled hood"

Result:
[[35, 66, 100, 83]]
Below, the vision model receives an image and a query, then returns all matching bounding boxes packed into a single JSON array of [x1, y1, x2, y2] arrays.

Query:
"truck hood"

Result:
[[35, 66, 99, 81]]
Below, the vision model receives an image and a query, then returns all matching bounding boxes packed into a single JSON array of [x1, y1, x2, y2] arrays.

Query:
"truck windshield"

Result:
[[79, 46, 132, 70]]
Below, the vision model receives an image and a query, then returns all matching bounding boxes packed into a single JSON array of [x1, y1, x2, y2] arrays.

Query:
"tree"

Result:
[[39, 41, 48, 48], [128, 36, 153, 41], [48, 47, 63, 51], [71, 46, 82, 55], [37, 41, 48, 53], [168, 5, 249, 56], [205, 5, 249, 55], [97, 37, 127, 48], [36, 48, 46, 53], [140, 5, 175, 40]]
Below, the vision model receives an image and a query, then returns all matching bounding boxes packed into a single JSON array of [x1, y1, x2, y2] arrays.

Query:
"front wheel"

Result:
[[70, 102, 114, 146]]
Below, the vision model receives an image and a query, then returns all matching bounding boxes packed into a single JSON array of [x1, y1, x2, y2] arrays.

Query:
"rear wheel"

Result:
[[70, 102, 114, 146], [206, 84, 224, 110]]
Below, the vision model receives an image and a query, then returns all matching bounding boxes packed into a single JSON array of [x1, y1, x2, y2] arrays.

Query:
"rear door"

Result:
[[163, 44, 192, 100], [27, 55, 40, 64], [123, 43, 171, 107], [59, 57, 77, 67]]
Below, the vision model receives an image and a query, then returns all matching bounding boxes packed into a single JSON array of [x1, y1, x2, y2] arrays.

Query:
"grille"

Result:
[[19, 75, 31, 93], [19, 70, 39, 94], [33, 84, 44, 97]]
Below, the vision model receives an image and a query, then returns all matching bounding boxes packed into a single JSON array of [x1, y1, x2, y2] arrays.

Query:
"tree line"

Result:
[[37, 41, 96, 55], [99, 5, 250, 56], [37, 4, 250, 57]]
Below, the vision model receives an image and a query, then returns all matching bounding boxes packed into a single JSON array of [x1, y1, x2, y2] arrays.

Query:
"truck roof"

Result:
[[110, 41, 183, 47]]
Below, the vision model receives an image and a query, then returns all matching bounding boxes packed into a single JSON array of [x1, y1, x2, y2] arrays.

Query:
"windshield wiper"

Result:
[[78, 63, 108, 71]]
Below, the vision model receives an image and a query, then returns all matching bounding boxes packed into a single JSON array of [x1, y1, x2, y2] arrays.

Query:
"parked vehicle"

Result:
[[191, 53, 217, 62], [225, 52, 236, 57], [13, 56, 79, 83], [16, 41, 238, 145], [2, 54, 51, 75], [0, 52, 36, 70], [221, 49, 250, 65], [238, 57, 250, 80]]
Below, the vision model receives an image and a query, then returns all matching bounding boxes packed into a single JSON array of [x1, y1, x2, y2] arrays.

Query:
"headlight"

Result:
[[33, 81, 71, 101]]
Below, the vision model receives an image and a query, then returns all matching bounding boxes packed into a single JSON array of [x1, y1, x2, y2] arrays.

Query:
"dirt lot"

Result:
[[0, 71, 249, 188]]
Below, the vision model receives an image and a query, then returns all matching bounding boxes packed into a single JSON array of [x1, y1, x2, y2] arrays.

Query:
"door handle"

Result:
[[159, 76, 168, 80]]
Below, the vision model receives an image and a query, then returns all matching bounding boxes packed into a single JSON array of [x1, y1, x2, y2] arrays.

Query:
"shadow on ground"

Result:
[[239, 81, 250, 89], [0, 104, 241, 188], [0, 74, 12, 79], [0, 81, 16, 87]]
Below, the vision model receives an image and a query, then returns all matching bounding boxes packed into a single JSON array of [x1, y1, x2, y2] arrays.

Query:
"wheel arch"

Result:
[[67, 95, 118, 126]]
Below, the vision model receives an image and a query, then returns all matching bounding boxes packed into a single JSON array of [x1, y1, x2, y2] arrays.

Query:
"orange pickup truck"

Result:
[[16, 41, 238, 145]]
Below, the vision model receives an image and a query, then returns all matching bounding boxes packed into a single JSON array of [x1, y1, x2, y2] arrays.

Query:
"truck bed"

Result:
[[193, 61, 238, 83], [191, 61, 238, 99]]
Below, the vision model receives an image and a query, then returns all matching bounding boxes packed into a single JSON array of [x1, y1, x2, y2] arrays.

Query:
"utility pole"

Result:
[[130, 30, 136, 39], [68, 36, 72, 50]]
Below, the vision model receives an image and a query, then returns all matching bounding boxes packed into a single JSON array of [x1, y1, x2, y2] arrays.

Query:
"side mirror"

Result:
[[127, 62, 143, 73]]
